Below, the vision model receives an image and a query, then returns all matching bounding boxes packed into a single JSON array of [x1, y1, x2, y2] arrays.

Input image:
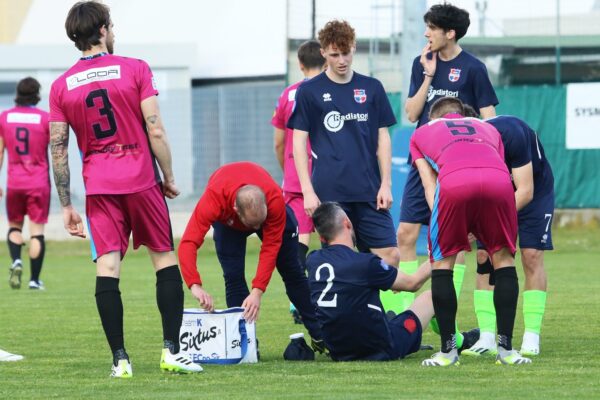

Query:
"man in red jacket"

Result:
[[179, 161, 324, 350]]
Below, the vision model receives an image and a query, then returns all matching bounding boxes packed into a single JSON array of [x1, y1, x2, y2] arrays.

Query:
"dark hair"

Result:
[[312, 202, 346, 243], [297, 40, 326, 70], [462, 104, 479, 118], [318, 20, 355, 53], [424, 3, 470, 41], [429, 96, 464, 120], [14, 77, 41, 106], [65, 1, 111, 51]]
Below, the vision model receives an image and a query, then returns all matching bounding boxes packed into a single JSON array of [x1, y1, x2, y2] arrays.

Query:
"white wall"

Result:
[[0, 44, 194, 206], [17, 0, 287, 79]]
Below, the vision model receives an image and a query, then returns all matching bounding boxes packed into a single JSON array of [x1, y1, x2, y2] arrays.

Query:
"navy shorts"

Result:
[[399, 167, 431, 225], [389, 310, 423, 359], [338, 202, 397, 253], [477, 190, 554, 252], [517, 190, 554, 250]]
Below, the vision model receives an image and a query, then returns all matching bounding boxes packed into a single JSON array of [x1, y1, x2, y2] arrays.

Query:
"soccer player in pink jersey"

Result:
[[272, 39, 325, 323], [49, 1, 200, 377], [410, 97, 531, 367], [0, 77, 50, 291]]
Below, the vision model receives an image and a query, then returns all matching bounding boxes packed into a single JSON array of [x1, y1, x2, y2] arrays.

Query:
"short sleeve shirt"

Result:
[[288, 72, 396, 202], [306, 244, 398, 361], [0, 106, 50, 190], [408, 50, 498, 129], [49, 53, 160, 195]]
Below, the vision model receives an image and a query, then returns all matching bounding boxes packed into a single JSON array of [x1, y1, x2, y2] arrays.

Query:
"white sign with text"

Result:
[[566, 82, 600, 149]]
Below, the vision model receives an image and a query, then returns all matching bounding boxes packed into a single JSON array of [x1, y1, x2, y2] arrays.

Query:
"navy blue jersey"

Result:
[[486, 115, 554, 197], [306, 244, 398, 361], [409, 50, 498, 128], [287, 71, 397, 202]]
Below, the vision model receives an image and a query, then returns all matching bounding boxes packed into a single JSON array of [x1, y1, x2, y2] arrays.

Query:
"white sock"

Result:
[[521, 331, 540, 349], [479, 331, 496, 347]]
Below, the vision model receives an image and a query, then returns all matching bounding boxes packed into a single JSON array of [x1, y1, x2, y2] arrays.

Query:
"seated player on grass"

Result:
[[306, 202, 479, 361]]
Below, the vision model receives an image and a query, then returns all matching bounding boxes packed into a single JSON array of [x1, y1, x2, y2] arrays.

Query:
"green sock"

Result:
[[380, 260, 419, 313], [523, 290, 547, 334], [453, 264, 466, 299], [429, 318, 463, 349], [430, 317, 440, 335], [455, 331, 464, 350], [473, 290, 496, 334], [380, 290, 404, 314]]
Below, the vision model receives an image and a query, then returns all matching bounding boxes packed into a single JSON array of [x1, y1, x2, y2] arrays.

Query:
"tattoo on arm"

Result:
[[50, 122, 71, 207], [145, 114, 158, 125]]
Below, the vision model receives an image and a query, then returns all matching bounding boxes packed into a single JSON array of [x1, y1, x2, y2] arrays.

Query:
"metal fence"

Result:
[[191, 80, 285, 195]]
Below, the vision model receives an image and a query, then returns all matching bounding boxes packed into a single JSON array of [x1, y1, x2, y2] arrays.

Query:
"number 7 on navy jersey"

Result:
[[86, 89, 117, 139]]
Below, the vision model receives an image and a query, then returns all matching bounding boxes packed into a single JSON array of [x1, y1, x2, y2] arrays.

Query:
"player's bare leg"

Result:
[[149, 250, 202, 373], [520, 248, 547, 356], [7, 222, 24, 289], [408, 290, 435, 330]]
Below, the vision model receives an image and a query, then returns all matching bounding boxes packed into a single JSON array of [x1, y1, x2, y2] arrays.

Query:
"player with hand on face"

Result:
[[394, 2, 498, 314]]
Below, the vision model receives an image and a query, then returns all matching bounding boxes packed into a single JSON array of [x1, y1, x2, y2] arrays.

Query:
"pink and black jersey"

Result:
[[271, 80, 311, 193], [49, 53, 160, 195], [0, 106, 50, 190], [409, 113, 507, 179]]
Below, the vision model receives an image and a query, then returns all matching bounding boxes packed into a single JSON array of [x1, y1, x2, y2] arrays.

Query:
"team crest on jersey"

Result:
[[288, 88, 297, 102], [448, 68, 461, 82], [354, 89, 367, 103]]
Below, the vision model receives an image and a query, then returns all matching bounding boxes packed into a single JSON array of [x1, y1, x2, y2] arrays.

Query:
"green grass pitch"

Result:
[[1, 225, 599, 399]]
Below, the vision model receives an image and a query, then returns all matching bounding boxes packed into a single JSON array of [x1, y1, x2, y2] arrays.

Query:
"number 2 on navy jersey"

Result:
[[86, 89, 117, 139], [315, 263, 337, 307]]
